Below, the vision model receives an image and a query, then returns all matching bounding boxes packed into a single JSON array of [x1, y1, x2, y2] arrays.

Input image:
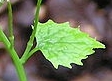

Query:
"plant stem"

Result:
[[21, 0, 42, 64], [0, 29, 27, 81], [7, 0, 14, 48], [22, 48, 39, 64], [8, 48, 27, 81], [6, 1, 27, 81]]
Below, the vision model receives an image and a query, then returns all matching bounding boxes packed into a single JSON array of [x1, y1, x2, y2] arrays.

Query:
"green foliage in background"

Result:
[[0, 0, 5, 6]]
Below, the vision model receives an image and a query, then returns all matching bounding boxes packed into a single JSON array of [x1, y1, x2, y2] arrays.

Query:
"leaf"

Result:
[[34, 20, 105, 68]]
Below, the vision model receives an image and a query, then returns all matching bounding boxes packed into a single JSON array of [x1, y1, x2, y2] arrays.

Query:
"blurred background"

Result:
[[0, 0, 112, 81]]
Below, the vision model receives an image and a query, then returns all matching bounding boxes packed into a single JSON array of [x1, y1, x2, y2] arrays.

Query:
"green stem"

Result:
[[8, 49, 27, 81], [7, 0, 14, 48], [0, 29, 27, 81], [21, 0, 42, 63], [22, 48, 39, 64], [0, 1, 27, 81]]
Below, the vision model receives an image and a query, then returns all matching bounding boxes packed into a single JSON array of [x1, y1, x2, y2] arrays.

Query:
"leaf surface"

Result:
[[34, 20, 105, 68]]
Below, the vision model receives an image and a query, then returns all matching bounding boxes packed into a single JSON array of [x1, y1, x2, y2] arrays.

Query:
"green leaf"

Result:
[[34, 20, 105, 68]]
